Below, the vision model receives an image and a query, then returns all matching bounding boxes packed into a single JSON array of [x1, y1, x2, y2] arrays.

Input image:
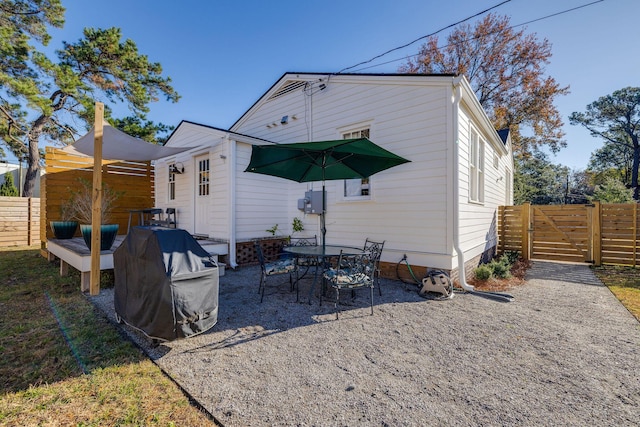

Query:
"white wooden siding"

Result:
[[234, 142, 291, 240], [456, 104, 511, 263], [234, 77, 456, 267], [155, 124, 228, 238]]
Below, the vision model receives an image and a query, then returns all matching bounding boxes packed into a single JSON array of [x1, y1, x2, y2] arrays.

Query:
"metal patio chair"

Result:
[[287, 235, 318, 266], [322, 250, 374, 319], [363, 238, 385, 295], [288, 235, 318, 248], [254, 242, 297, 303]]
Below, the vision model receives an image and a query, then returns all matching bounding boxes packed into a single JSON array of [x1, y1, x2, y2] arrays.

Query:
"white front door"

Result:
[[194, 154, 210, 236]]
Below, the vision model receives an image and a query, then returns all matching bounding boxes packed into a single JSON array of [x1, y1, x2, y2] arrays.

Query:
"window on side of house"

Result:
[[343, 128, 371, 199], [168, 164, 176, 201], [469, 128, 485, 203]]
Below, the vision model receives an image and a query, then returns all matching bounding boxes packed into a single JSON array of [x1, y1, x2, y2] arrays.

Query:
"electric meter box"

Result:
[[297, 190, 324, 214]]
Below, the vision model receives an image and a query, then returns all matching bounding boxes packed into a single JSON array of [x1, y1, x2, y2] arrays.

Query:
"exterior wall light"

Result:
[[169, 162, 184, 174]]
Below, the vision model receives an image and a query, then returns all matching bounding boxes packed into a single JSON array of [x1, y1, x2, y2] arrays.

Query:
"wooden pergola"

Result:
[[42, 102, 190, 295]]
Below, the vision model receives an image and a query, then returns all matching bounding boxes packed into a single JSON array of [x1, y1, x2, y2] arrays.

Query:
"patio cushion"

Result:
[[324, 268, 372, 287], [296, 256, 318, 266], [265, 258, 296, 275]]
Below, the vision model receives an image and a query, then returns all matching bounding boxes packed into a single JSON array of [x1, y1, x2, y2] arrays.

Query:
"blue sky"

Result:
[[7, 0, 640, 169]]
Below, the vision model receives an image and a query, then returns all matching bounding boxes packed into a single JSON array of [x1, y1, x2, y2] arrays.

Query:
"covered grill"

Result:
[[113, 227, 219, 342]]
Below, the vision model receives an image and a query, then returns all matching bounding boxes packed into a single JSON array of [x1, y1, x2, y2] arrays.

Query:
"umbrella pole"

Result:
[[321, 183, 326, 253]]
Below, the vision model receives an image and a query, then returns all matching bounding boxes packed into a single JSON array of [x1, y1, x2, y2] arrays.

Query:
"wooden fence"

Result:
[[0, 197, 40, 247], [499, 202, 640, 266], [41, 147, 155, 249]]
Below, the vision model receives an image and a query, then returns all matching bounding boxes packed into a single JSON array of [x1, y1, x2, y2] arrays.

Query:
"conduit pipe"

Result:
[[452, 76, 475, 292]]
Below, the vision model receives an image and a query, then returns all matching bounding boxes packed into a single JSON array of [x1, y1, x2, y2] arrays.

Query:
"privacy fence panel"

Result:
[[498, 205, 525, 255], [0, 197, 40, 247], [600, 203, 640, 266], [41, 147, 155, 246], [499, 202, 640, 267]]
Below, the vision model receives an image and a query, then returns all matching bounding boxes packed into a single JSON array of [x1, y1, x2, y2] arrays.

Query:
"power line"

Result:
[[337, 0, 512, 74], [342, 0, 605, 74], [513, 0, 604, 28]]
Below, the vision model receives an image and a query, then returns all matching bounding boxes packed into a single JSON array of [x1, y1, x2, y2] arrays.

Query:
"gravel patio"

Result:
[[90, 261, 640, 426]]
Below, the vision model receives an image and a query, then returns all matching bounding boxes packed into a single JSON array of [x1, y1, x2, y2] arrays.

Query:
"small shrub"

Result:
[[292, 217, 304, 234], [502, 251, 521, 265], [266, 224, 279, 236], [489, 259, 512, 279], [474, 265, 492, 281], [67, 178, 122, 224]]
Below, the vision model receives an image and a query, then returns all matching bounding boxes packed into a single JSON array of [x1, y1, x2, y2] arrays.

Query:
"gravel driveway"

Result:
[[90, 261, 640, 426]]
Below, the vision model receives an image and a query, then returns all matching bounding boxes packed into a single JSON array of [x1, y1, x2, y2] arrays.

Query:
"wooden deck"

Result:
[[47, 235, 228, 292]]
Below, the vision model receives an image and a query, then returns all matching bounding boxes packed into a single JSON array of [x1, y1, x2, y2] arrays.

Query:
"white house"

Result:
[[155, 73, 513, 280]]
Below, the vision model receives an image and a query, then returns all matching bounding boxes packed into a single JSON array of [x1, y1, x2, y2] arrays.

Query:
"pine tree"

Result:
[[0, 3, 179, 197], [0, 173, 20, 196]]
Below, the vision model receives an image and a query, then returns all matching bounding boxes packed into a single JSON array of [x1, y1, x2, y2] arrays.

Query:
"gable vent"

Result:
[[268, 80, 307, 101]]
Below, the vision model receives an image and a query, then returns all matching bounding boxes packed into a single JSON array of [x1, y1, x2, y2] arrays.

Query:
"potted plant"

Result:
[[49, 199, 79, 239], [68, 178, 123, 251]]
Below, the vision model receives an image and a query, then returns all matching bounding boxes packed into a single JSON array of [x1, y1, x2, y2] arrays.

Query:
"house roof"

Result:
[[497, 128, 510, 145], [164, 120, 276, 146]]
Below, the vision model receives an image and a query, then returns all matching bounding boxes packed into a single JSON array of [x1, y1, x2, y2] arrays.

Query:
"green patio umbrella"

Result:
[[244, 138, 410, 248]]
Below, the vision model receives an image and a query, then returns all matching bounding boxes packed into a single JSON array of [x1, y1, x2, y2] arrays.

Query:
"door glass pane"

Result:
[[198, 159, 210, 196]]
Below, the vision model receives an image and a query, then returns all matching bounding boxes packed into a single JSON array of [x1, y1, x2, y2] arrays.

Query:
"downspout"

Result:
[[227, 136, 238, 269], [452, 77, 475, 292]]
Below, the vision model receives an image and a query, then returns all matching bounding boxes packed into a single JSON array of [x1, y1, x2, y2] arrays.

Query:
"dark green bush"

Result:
[[475, 252, 518, 281], [489, 259, 511, 279], [502, 251, 521, 265], [474, 265, 492, 281]]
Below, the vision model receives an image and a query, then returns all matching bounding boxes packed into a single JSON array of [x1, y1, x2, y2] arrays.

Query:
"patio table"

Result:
[[283, 244, 366, 304]]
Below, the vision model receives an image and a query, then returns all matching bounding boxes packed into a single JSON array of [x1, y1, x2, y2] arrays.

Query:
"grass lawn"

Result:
[[0, 245, 215, 426], [592, 264, 640, 321]]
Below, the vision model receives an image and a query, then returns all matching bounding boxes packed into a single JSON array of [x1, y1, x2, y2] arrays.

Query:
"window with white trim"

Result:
[[469, 128, 485, 203], [343, 128, 370, 198], [168, 164, 176, 201]]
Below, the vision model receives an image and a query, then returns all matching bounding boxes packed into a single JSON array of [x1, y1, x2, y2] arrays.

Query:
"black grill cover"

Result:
[[113, 227, 219, 341]]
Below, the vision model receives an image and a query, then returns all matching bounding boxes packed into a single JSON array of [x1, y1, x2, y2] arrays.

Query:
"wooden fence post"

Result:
[[634, 203, 638, 268], [592, 201, 601, 266], [522, 202, 531, 260], [28, 197, 33, 246]]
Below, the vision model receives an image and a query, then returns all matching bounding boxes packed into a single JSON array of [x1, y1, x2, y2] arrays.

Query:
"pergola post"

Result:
[[90, 102, 104, 295]]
